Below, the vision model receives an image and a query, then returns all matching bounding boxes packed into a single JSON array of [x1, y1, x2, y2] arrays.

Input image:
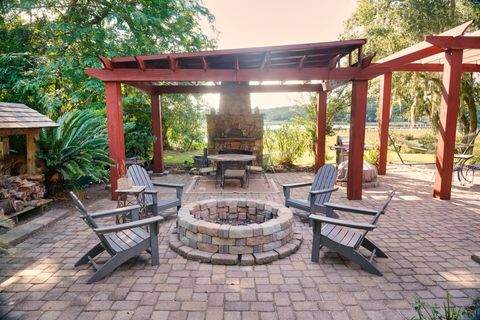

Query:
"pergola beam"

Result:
[[154, 84, 325, 94], [426, 36, 480, 50], [85, 67, 362, 82]]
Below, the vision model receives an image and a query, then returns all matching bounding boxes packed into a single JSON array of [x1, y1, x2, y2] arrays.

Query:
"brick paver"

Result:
[[0, 164, 479, 319]]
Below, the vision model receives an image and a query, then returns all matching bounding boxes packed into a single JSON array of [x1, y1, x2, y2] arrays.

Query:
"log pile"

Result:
[[0, 174, 46, 215]]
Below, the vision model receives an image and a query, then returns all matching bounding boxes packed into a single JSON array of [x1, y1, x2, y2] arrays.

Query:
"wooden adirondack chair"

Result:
[[281, 164, 338, 217], [127, 165, 184, 217], [70, 192, 164, 283], [309, 191, 395, 276]]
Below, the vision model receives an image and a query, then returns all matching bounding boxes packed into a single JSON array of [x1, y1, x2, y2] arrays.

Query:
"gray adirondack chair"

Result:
[[127, 165, 184, 217], [282, 164, 338, 217], [70, 192, 164, 283], [310, 190, 395, 276]]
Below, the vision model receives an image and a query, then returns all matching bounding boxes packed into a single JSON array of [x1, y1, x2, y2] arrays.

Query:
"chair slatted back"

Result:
[[307, 164, 337, 206], [127, 165, 155, 206], [69, 191, 115, 254], [69, 191, 98, 229]]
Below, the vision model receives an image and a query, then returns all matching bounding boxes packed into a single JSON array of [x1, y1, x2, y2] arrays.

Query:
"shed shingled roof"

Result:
[[0, 102, 58, 129]]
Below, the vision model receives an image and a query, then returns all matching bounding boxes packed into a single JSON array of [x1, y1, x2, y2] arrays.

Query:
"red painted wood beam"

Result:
[[260, 52, 271, 69], [168, 56, 176, 71], [433, 49, 464, 200], [85, 67, 362, 82], [347, 80, 368, 200], [151, 95, 164, 173], [377, 72, 392, 175], [98, 55, 113, 70], [105, 82, 126, 200], [315, 91, 327, 171], [201, 57, 208, 71], [125, 81, 156, 94], [426, 36, 480, 49], [371, 63, 480, 73], [298, 55, 307, 70], [135, 56, 146, 71], [154, 84, 325, 94], [328, 54, 342, 69]]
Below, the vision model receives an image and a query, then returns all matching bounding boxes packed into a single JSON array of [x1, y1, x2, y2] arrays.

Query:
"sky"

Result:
[[200, 0, 358, 109]]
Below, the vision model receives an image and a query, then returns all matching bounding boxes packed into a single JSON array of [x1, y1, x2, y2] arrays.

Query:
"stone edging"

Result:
[[169, 198, 303, 265]]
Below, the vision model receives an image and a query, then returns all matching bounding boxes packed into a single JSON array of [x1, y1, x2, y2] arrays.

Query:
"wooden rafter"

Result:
[[135, 56, 146, 71], [298, 55, 307, 70], [168, 56, 176, 71], [98, 55, 113, 70], [201, 57, 208, 71]]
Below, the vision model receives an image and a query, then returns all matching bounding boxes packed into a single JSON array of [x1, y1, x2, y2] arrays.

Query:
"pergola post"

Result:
[[315, 91, 327, 172], [433, 49, 464, 200], [377, 72, 392, 175], [151, 94, 164, 173], [105, 81, 126, 200], [347, 80, 368, 200]]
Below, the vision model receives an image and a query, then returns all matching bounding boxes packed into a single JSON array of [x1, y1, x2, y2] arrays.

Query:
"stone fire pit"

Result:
[[169, 198, 302, 265]]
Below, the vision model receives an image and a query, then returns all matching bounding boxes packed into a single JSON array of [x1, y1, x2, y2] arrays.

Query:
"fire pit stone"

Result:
[[169, 198, 302, 265]]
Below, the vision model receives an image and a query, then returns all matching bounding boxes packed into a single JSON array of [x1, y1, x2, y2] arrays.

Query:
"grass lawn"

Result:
[[164, 150, 199, 164], [163, 128, 479, 167]]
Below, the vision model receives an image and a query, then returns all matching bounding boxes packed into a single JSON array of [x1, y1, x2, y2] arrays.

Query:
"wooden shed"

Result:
[[0, 102, 58, 174]]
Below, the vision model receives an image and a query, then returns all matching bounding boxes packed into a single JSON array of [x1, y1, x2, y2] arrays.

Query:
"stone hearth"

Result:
[[207, 82, 264, 162]]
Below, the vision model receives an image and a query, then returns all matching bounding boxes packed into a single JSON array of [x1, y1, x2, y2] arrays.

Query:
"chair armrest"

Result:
[[281, 182, 312, 189], [152, 182, 184, 189], [94, 215, 164, 234], [144, 190, 159, 195], [309, 187, 339, 196], [89, 205, 141, 219], [309, 214, 376, 231], [324, 202, 378, 215]]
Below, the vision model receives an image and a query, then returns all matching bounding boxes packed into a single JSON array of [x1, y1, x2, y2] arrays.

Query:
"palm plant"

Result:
[[38, 109, 111, 193]]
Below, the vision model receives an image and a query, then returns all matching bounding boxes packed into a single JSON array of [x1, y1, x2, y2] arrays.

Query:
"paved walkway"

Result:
[[0, 164, 479, 319]]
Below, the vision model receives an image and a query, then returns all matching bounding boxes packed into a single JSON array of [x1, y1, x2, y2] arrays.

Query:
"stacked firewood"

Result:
[[0, 174, 46, 214]]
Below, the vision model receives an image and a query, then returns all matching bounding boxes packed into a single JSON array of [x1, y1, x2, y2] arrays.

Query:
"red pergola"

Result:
[[86, 21, 480, 200]]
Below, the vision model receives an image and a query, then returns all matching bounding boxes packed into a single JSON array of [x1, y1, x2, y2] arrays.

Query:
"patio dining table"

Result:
[[207, 154, 256, 188]]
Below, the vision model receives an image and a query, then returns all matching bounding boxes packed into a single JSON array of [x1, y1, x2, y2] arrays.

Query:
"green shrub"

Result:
[[411, 292, 480, 320], [264, 124, 308, 167], [364, 149, 379, 166], [38, 109, 111, 193]]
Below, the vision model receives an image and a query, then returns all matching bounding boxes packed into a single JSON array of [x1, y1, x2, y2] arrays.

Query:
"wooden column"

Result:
[[105, 82, 126, 200], [151, 94, 164, 173], [378, 72, 392, 175], [347, 80, 368, 200], [26, 133, 38, 174], [315, 91, 327, 171], [433, 49, 463, 200]]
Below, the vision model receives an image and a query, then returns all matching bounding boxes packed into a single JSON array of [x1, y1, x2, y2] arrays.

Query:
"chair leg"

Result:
[[311, 221, 322, 263], [360, 238, 388, 258], [87, 252, 132, 284], [343, 250, 383, 276], [75, 243, 105, 267]]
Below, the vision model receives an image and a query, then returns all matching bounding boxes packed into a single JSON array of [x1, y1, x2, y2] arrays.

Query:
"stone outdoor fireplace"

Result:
[[207, 82, 264, 160]]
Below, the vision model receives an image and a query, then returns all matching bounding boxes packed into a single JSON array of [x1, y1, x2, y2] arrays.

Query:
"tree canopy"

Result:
[[0, 0, 216, 158], [342, 0, 480, 134]]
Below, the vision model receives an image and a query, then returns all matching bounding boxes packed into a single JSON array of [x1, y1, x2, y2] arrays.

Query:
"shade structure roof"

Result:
[[0, 102, 58, 131], [86, 39, 369, 94], [364, 21, 480, 76]]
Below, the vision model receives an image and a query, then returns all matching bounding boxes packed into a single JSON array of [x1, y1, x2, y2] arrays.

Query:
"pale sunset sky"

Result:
[[200, 0, 358, 109]]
